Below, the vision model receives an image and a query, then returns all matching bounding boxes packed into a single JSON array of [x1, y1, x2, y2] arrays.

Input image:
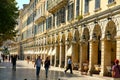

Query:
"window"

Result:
[[46, 17, 52, 30], [37, 22, 44, 33], [95, 0, 100, 9], [27, 13, 34, 25], [56, 10, 61, 26], [61, 7, 65, 23], [68, 3, 74, 21], [53, 14, 55, 27], [76, 0, 80, 17], [56, 7, 65, 27], [46, 1, 48, 10], [84, 0, 89, 13], [108, 0, 114, 4]]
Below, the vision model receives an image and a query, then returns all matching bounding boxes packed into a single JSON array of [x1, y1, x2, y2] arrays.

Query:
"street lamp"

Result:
[[81, 34, 86, 42], [106, 31, 111, 40], [92, 33, 97, 41]]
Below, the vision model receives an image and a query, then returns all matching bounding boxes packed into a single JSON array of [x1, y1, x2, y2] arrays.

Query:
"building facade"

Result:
[[12, 0, 120, 76]]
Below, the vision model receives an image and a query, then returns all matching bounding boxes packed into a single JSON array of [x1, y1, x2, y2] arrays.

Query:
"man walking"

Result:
[[64, 57, 73, 74], [34, 56, 42, 78], [11, 55, 17, 71]]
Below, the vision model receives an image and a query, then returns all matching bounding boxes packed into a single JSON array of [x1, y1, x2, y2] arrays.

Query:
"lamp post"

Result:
[[106, 31, 111, 40], [92, 33, 97, 41], [81, 34, 86, 43]]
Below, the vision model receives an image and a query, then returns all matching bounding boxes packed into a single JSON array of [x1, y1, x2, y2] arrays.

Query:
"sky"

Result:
[[16, 0, 30, 9]]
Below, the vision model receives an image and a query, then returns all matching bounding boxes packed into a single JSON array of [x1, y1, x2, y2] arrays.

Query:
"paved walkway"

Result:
[[0, 60, 113, 80]]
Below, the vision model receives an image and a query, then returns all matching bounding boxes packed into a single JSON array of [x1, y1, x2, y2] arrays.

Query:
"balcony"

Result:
[[34, 14, 46, 24], [47, 0, 67, 13]]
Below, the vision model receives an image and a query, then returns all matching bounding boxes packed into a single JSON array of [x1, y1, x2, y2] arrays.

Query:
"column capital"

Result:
[[71, 40, 76, 44], [55, 43, 58, 46], [59, 42, 63, 46], [115, 35, 120, 40], [65, 41, 69, 45]]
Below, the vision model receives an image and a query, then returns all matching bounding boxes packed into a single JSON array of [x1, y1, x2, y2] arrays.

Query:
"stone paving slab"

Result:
[[0, 60, 114, 80]]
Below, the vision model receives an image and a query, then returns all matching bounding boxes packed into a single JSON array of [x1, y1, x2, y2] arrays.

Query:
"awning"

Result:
[[51, 48, 56, 56], [48, 48, 52, 55], [66, 46, 72, 56]]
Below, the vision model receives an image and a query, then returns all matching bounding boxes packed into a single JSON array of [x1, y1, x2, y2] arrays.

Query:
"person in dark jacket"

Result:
[[44, 56, 50, 78], [11, 55, 17, 71]]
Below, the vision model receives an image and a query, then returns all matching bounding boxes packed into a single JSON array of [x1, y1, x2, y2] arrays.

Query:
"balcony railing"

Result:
[[34, 14, 46, 24], [47, 0, 67, 13]]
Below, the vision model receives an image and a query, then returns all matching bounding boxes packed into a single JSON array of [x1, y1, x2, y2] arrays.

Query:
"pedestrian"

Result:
[[11, 55, 17, 71], [112, 59, 120, 80], [44, 56, 50, 78], [0, 53, 2, 63], [64, 57, 73, 74], [2, 54, 5, 62], [27, 56, 30, 64], [8, 54, 11, 62], [34, 56, 42, 78]]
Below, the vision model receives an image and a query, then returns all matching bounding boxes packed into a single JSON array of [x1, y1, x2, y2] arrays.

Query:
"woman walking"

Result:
[[44, 57, 50, 78]]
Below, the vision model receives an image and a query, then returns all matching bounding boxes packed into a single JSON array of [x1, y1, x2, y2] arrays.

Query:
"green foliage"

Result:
[[76, 15, 83, 21], [0, 0, 19, 46], [2, 47, 9, 55]]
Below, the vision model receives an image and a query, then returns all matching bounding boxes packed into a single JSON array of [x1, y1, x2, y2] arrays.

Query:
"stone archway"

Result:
[[91, 24, 102, 74], [105, 20, 116, 64], [100, 20, 116, 76], [72, 29, 79, 70], [80, 27, 90, 72]]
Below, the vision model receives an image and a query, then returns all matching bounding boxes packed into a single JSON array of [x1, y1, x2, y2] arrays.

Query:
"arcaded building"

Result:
[[12, 0, 120, 76]]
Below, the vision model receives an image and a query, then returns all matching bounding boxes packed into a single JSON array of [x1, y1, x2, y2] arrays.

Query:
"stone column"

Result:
[[79, 42, 88, 72], [41, 46, 43, 59], [74, 0, 76, 19], [116, 36, 120, 60], [49, 45, 53, 65], [59, 42, 63, 67], [43, 46, 46, 62], [65, 41, 69, 68], [65, 5, 68, 24], [88, 41, 96, 75], [71, 41, 78, 68], [54, 43, 58, 67], [100, 39, 112, 76]]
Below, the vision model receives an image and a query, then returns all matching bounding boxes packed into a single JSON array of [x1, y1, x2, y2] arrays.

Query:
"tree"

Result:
[[0, 0, 19, 46]]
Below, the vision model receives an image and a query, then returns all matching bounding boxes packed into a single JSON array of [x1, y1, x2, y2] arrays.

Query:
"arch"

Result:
[[80, 27, 90, 72], [92, 24, 102, 37], [52, 35, 55, 43], [67, 31, 72, 41], [105, 20, 116, 39], [82, 27, 90, 40], [61, 33, 65, 43], [91, 24, 102, 71], [104, 20, 116, 65], [73, 29, 80, 42]]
